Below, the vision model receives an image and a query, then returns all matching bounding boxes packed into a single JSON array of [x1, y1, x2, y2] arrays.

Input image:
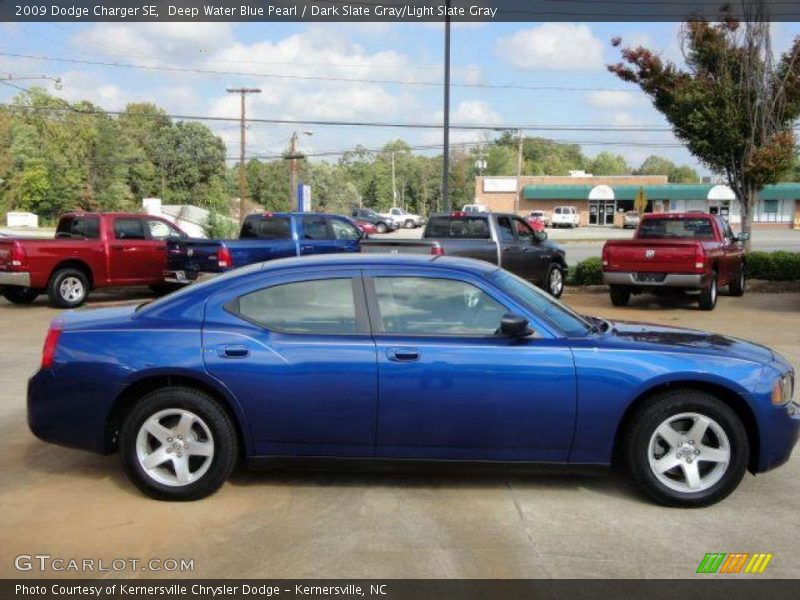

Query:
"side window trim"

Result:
[[363, 275, 513, 338], [224, 275, 370, 336]]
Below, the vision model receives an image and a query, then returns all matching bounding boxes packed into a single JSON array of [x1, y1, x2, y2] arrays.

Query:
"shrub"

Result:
[[572, 256, 604, 286], [745, 251, 800, 281]]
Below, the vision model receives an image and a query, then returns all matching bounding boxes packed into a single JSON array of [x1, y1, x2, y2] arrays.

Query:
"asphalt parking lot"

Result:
[[1, 288, 798, 579]]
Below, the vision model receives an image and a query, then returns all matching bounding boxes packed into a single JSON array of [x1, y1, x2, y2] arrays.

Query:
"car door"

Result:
[[511, 216, 548, 282], [329, 217, 362, 253], [108, 217, 154, 283], [145, 218, 185, 280], [203, 271, 378, 457], [495, 215, 525, 273], [717, 217, 740, 284], [298, 215, 338, 255], [366, 270, 577, 461]]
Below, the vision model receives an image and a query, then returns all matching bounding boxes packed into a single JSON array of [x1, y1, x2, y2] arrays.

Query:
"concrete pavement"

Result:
[[0, 289, 798, 579]]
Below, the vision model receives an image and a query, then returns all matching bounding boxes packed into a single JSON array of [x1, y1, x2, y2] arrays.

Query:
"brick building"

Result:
[[474, 172, 800, 229]]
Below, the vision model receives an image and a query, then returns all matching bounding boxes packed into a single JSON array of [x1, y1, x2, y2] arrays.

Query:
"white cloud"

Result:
[[422, 100, 503, 146], [495, 23, 604, 71], [586, 90, 647, 109]]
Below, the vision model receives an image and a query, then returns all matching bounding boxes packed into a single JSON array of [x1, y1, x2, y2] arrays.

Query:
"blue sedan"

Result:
[[28, 255, 798, 506]]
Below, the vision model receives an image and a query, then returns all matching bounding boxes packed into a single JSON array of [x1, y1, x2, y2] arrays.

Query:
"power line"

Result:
[[0, 51, 640, 94]]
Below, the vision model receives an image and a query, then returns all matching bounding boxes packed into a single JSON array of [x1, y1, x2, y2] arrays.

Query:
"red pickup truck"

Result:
[[0, 212, 187, 308], [602, 213, 749, 311]]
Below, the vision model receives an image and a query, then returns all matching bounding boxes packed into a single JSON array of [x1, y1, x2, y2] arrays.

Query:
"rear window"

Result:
[[425, 216, 490, 239], [638, 217, 714, 240], [56, 216, 100, 240], [240, 216, 292, 240]]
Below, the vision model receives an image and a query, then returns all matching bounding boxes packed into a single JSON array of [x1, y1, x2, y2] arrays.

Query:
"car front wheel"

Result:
[[729, 267, 745, 297], [546, 265, 564, 298], [405, 219, 415, 229], [119, 387, 238, 501], [623, 390, 748, 507], [375, 222, 387, 234]]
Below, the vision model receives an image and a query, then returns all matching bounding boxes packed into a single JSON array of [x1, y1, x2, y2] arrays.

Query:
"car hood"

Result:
[[604, 319, 775, 365]]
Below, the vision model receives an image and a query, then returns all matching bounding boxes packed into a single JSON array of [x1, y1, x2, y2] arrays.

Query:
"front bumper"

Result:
[[603, 272, 704, 288], [0, 271, 32, 287]]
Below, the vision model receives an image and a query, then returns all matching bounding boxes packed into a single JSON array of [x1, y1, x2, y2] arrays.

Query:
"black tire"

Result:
[[2, 286, 40, 304], [609, 285, 630, 307], [622, 389, 749, 507], [375, 222, 388, 234], [545, 264, 565, 298], [404, 219, 415, 229], [47, 268, 90, 308], [119, 387, 238, 501], [729, 266, 745, 297], [698, 271, 718, 311]]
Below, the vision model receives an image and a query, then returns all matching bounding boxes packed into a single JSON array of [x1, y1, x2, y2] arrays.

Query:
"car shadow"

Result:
[[0, 287, 158, 310]]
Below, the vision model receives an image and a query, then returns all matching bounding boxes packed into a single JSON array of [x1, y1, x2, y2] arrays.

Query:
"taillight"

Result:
[[694, 246, 705, 271], [9, 241, 28, 270], [218, 245, 233, 269], [41, 322, 63, 369], [431, 246, 445, 256], [602, 245, 609, 267]]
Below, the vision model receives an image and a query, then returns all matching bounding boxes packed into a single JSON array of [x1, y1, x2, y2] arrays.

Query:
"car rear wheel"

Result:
[[375, 222, 387, 234], [119, 387, 238, 501], [622, 390, 748, 507], [609, 285, 630, 307], [699, 272, 718, 310], [2, 286, 40, 304], [405, 219, 415, 229], [546, 265, 564, 298], [729, 267, 745, 297], [47, 268, 89, 308]]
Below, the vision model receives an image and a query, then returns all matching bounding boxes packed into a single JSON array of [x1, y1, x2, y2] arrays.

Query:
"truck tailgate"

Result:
[[168, 240, 227, 274], [605, 240, 700, 273]]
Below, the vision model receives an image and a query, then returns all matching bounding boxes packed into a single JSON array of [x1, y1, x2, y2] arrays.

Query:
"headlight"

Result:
[[772, 373, 794, 406]]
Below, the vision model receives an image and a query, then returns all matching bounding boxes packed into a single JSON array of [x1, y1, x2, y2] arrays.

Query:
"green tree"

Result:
[[609, 12, 800, 243], [588, 151, 630, 175], [637, 155, 700, 183]]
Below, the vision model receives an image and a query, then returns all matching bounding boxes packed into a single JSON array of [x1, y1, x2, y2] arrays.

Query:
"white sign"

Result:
[[300, 185, 312, 212], [6, 212, 38, 228], [483, 178, 517, 193]]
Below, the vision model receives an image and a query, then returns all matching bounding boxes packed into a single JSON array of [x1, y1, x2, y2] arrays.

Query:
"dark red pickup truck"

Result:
[[0, 212, 187, 308], [602, 213, 749, 310]]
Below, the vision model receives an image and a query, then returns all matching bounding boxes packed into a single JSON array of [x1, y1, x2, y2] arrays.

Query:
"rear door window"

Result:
[[234, 278, 358, 335], [330, 219, 361, 240], [113, 218, 147, 240], [302, 215, 332, 240]]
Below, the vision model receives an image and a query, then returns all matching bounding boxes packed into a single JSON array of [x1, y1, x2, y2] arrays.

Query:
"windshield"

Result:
[[490, 270, 592, 337]]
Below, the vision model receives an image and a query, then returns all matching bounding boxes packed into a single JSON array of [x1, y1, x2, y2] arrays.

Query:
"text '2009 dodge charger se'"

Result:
[[28, 255, 798, 506]]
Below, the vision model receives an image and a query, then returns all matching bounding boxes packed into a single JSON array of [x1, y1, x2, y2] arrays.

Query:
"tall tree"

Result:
[[609, 6, 800, 244]]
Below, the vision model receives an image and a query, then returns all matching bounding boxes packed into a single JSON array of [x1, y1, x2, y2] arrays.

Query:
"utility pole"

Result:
[[441, 0, 452, 212], [391, 151, 397, 207], [287, 131, 313, 209], [226, 87, 261, 224], [515, 129, 524, 215]]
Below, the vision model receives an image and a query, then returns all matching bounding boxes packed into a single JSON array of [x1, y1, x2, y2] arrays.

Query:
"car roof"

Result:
[[259, 252, 499, 275]]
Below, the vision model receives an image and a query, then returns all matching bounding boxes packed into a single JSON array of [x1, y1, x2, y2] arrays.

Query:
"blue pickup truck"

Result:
[[165, 212, 363, 281]]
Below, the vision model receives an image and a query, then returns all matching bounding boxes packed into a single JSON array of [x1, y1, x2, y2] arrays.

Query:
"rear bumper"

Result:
[[0, 271, 32, 287], [603, 271, 704, 288], [163, 269, 198, 284]]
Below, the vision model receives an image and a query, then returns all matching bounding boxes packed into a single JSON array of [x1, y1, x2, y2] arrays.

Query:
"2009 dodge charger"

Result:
[[28, 254, 798, 506]]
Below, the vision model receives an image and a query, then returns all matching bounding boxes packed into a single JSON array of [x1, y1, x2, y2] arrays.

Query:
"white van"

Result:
[[461, 204, 489, 213], [551, 206, 580, 228]]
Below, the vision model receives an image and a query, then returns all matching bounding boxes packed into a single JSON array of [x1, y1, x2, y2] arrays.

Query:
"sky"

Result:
[[1, 20, 799, 174]]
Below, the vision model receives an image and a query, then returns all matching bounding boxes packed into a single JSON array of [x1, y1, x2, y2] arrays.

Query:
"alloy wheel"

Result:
[[59, 277, 85, 303], [549, 268, 563, 296], [647, 412, 730, 493]]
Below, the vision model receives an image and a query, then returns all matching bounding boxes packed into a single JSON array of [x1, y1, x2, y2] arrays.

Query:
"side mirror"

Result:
[[534, 230, 548, 242], [737, 232, 750, 242], [500, 313, 533, 338]]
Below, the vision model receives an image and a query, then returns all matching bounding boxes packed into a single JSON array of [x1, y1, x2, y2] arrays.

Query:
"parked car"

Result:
[[461, 203, 489, 213], [525, 213, 546, 233], [28, 254, 798, 506], [602, 213, 748, 311], [165, 212, 362, 282], [528, 210, 549, 227], [353, 220, 377, 236], [551, 206, 580, 228], [623, 211, 641, 229], [360, 212, 567, 297], [0, 212, 188, 308], [350, 208, 398, 234], [383, 207, 425, 229]]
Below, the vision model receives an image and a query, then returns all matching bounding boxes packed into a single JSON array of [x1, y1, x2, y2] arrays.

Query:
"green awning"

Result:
[[522, 185, 593, 200], [761, 183, 800, 200], [611, 184, 714, 201]]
